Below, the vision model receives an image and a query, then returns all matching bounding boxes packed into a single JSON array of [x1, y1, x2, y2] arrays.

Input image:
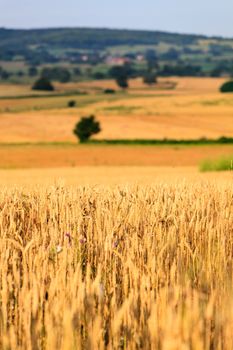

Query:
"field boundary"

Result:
[[88, 137, 233, 145], [1, 137, 233, 147]]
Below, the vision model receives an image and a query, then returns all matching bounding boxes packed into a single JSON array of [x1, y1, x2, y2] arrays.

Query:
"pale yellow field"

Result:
[[0, 166, 232, 187], [0, 77, 232, 142]]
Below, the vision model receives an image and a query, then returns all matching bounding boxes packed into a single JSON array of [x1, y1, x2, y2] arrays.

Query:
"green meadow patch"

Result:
[[200, 156, 233, 172]]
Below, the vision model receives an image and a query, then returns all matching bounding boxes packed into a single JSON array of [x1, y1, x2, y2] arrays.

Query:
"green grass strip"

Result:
[[200, 156, 233, 172]]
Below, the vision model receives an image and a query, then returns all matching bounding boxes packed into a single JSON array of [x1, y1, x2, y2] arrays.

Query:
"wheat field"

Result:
[[1, 181, 233, 349]]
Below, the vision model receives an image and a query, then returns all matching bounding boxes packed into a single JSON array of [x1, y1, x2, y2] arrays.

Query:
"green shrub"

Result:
[[104, 89, 116, 94], [93, 72, 106, 80], [41, 67, 71, 83], [68, 100, 76, 108], [220, 81, 233, 93], [32, 77, 54, 91], [143, 72, 157, 85]]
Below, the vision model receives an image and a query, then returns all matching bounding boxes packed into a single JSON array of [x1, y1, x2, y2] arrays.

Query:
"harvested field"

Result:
[[76, 77, 227, 94], [0, 78, 232, 143], [0, 144, 233, 168]]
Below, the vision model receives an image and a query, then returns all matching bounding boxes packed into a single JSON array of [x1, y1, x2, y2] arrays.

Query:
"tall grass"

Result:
[[0, 183, 233, 349], [200, 156, 233, 172]]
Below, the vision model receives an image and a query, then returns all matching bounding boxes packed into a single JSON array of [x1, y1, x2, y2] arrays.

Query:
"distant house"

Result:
[[105, 56, 131, 66], [136, 54, 144, 62], [81, 55, 89, 62]]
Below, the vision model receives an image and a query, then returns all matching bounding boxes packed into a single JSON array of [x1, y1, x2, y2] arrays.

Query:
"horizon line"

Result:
[[0, 25, 231, 40]]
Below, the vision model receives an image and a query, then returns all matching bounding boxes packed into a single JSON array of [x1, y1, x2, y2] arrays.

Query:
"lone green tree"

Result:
[[109, 65, 129, 89], [73, 115, 101, 143], [145, 49, 158, 71], [116, 75, 128, 89]]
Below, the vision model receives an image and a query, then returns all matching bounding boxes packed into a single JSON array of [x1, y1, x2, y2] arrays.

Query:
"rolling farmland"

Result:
[[0, 75, 233, 350]]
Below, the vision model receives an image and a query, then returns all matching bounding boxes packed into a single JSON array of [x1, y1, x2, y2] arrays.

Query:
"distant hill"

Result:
[[0, 27, 211, 49], [0, 27, 233, 81]]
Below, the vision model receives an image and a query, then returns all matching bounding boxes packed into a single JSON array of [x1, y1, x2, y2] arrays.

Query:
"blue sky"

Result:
[[1, 0, 232, 37]]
